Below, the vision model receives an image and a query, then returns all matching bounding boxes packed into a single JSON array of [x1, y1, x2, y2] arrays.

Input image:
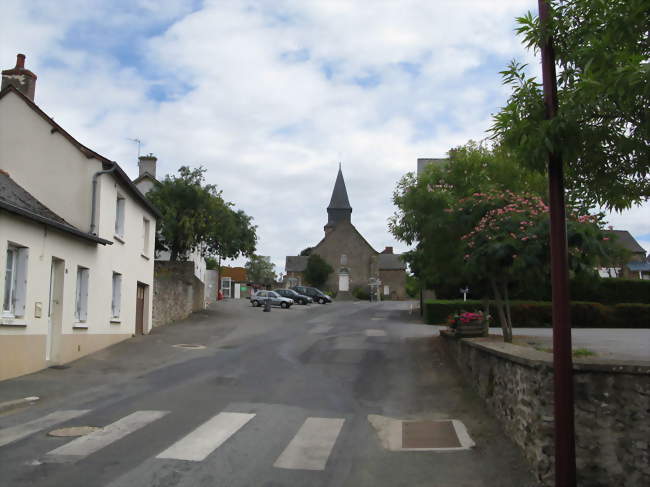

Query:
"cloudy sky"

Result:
[[2, 0, 648, 273]]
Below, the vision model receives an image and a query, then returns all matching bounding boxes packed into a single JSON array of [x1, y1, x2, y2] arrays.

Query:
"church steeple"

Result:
[[325, 165, 352, 232]]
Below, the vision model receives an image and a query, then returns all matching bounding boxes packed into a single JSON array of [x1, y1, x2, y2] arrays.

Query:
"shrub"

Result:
[[353, 287, 370, 300], [423, 299, 650, 328]]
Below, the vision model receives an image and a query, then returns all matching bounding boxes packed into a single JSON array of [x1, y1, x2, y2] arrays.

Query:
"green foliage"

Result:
[[303, 254, 333, 288], [405, 274, 420, 298], [300, 247, 313, 256], [491, 0, 650, 211], [245, 255, 276, 286], [424, 299, 650, 328], [353, 286, 370, 300], [147, 166, 257, 261], [205, 257, 218, 270]]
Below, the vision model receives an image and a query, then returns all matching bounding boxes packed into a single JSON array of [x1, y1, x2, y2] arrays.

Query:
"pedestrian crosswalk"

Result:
[[0, 406, 346, 473]]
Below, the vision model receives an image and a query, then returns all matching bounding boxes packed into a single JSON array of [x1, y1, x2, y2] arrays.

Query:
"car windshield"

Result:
[[268, 292, 279, 297]]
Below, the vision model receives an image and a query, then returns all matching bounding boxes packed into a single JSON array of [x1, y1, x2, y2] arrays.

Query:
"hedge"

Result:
[[432, 278, 650, 305], [423, 299, 650, 328]]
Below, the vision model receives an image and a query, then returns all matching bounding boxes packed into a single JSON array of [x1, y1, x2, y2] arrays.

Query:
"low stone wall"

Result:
[[440, 331, 650, 487], [153, 261, 205, 328]]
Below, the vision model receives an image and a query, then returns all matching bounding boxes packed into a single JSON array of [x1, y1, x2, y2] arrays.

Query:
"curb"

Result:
[[0, 396, 40, 414]]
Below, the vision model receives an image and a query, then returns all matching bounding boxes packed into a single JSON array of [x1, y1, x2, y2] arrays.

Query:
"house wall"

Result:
[[204, 269, 219, 306], [313, 221, 377, 292], [0, 212, 153, 381], [0, 90, 156, 381], [379, 269, 407, 299]]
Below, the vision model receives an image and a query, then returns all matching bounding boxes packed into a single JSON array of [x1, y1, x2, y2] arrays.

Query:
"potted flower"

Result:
[[447, 310, 489, 337]]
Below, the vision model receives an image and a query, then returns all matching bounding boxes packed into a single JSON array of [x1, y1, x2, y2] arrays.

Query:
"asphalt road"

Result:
[[0, 300, 536, 487]]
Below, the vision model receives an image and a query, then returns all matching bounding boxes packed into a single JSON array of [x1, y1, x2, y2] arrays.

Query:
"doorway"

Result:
[[46, 258, 65, 363], [338, 273, 350, 292], [135, 283, 147, 335]]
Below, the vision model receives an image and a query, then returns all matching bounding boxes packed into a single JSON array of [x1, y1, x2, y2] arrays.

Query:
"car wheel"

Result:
[[281, 302, 289, 309], [300, 299, 306, 305], [252, 300, 259, 307], [319, 298, 325, 304]]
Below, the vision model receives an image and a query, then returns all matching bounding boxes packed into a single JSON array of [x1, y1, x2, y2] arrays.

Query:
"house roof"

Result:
[[327, 166, 351, 210], [627, 261, 650, 272], [132, 172, 159, 187], [220, 266, 247, 282], [0, 85, 161, 219], [285, 255, 308, 272], [608, 230, 646, 254], [0, 171, 111, 244], [378, 253, 406, 270]]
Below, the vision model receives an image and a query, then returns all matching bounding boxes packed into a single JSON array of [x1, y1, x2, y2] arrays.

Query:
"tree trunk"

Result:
[[490, 277, 512, 343]]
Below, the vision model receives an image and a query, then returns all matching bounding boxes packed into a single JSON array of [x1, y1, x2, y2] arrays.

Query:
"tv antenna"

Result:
[[128, 138, 142, 158]]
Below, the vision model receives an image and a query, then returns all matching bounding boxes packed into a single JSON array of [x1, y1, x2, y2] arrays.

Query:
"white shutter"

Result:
[[81, 270, 89, 321], [14, 248, 28, 317], [115, 274, 121, 318]]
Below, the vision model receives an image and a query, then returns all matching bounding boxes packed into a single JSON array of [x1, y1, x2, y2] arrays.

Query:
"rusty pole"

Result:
[[537, 1, 576, 485]]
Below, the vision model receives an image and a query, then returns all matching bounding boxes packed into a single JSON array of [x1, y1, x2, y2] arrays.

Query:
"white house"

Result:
[[133, 155, 207, 286], [0, 54, 159, 381]]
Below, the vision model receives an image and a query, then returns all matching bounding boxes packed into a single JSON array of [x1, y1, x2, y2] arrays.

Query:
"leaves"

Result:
[[245, 255, 276, 285], [303, 254, 334, 289]]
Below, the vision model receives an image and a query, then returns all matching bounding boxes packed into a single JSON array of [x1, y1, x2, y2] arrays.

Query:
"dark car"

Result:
[[273, 289, 312, 305], [291, 286, 333, 304]]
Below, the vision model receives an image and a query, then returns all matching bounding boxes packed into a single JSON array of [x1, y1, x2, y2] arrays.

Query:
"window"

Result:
[[75, 267, 89, 321], [3, 245, 28, 317], [115, 196, 125, 238], [340, 254, 348, 265], [111, 272, 122, 319], [142, 218, 150, 255]]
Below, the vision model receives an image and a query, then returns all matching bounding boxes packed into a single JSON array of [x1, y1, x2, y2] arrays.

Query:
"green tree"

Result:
[[245, 255, 276, 286], [147, 166, 257, 261], [304, 254, 333, 288], [300, 247, 313, 256], [205, 257, 218, 270], [491, 0, 649, 211]]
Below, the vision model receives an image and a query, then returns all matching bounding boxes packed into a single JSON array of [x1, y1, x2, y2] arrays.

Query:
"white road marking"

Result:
[[156, 412, 255, 461], [274, 417, 345, 470], [309, 324, 333, 334], [44, 410, 168, 461], [365, 329, 387, 337], [0, 410, 90, 448]]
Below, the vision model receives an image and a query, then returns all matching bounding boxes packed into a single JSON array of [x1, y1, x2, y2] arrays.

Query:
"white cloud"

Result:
[[6, 0, 646, 274]]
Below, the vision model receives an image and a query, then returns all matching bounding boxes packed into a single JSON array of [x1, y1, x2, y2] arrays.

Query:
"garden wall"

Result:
[[153, 261, 205, 328], [440, 332, 650, 486]]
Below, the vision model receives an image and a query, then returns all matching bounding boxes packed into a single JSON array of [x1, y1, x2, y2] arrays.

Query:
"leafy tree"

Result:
[[245, 255, 276, 286], [147, 166, 257, 261], [491, 0, 649, 211], [205, 257, 218, 270], [389, 141, 546, 290], [453, 191, 620, 342], [304, 254, 333, 288], [300, 247, 313, 256]]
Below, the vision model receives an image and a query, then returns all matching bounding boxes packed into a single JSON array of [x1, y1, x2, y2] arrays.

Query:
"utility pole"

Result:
[[537, 1, 576, 485]]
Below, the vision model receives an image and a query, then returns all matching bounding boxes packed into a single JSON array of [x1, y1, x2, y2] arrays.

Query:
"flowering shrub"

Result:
[[447, 310, 488, 329]]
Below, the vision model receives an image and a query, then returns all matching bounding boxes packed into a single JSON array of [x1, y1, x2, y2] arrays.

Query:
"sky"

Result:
[[2, 0, 648, 274]]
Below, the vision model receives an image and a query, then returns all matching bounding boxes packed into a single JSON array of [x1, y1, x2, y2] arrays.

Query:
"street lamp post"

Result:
[[537, 1, 576, 485]]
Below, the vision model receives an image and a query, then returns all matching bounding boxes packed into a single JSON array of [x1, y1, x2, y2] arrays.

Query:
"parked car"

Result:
[[291, 286, 333, 304], [274, 289, 312, 305], [250, 290, 293, 308]]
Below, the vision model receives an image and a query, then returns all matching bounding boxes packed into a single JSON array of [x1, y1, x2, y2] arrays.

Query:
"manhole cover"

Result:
[[173, 344, 206, 350], [48, 426, 100, 437], [402, 420, 461, 449]]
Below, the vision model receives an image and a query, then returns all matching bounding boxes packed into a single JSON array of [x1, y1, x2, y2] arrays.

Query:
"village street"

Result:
[[0, 301, 535, 487]]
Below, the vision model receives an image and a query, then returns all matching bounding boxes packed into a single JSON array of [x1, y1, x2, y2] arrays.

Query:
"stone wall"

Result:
[[440, 332, 650, 487], [153, 261, 205, 328], [379, 269, 407, 299]]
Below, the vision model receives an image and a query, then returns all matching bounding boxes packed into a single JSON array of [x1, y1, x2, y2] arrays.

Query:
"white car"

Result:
[[250, 290, 294, 309]]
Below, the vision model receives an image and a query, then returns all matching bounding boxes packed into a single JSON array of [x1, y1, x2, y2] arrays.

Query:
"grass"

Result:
[[531, 344, 596, 357]]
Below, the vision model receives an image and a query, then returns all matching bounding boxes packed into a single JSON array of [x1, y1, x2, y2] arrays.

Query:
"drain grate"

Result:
[[402, 420, 461, 449], [172, 344, 206, 350], [48, 426, 100, 437]]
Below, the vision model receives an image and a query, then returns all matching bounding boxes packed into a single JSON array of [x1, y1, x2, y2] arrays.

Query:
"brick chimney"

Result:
[[2, 54, 37, 101], [138, 154, 157, 179], [381, 246, 394, 254]]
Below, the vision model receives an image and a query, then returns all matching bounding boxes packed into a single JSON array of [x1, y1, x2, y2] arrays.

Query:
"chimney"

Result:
[[381, 246, 394, 254], [2, 54, 37, 101], [138, 153, 157, 179]]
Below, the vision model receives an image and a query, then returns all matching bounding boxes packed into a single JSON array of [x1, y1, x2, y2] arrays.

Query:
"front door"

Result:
[[46, 258, 64, 363], [135, 283, 146, 335], [338, 273, 350, 292]]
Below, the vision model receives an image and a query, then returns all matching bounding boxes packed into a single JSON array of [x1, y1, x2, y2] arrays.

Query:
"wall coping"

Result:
[[440, 330, 650, 375]]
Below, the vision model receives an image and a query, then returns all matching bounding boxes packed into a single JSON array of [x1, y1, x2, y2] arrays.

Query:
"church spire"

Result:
[[325, 165, 352, 231]]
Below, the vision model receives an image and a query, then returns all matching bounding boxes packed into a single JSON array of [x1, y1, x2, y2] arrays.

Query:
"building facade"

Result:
[[0, 54, 159, 380], [285, 167, 406, 299]]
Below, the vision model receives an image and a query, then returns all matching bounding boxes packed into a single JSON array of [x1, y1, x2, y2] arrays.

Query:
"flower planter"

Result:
[[454, 320, 488, 338]]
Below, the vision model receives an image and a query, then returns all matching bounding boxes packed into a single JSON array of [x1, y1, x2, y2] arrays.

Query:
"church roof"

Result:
[[327, 166, 351, 210], [378, 253, 406, 270]]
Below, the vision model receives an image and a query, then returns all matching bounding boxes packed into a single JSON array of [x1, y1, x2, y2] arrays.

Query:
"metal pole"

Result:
[[537, 1, 576, 485]]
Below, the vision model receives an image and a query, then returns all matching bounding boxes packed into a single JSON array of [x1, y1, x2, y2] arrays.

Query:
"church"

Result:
[[285, 167, 407, 299]]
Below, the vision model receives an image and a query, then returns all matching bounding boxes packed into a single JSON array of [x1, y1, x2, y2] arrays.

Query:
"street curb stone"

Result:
[[0, 396, 40, 414]]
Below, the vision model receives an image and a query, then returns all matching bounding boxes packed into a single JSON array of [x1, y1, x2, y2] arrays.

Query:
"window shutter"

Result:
[[115, 275, 121, 318], [14, 249, 28, 317]]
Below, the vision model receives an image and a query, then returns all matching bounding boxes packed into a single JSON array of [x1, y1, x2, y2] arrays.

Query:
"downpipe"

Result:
[[90, 163, 117, 235]]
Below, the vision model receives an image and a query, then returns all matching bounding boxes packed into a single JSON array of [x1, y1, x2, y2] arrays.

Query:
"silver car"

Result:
[[250, 290, 293, 309]]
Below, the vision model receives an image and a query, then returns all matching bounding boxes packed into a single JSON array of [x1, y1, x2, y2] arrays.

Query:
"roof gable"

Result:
[[609, 230, 646, 254], [313, 221, 377, 255]]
